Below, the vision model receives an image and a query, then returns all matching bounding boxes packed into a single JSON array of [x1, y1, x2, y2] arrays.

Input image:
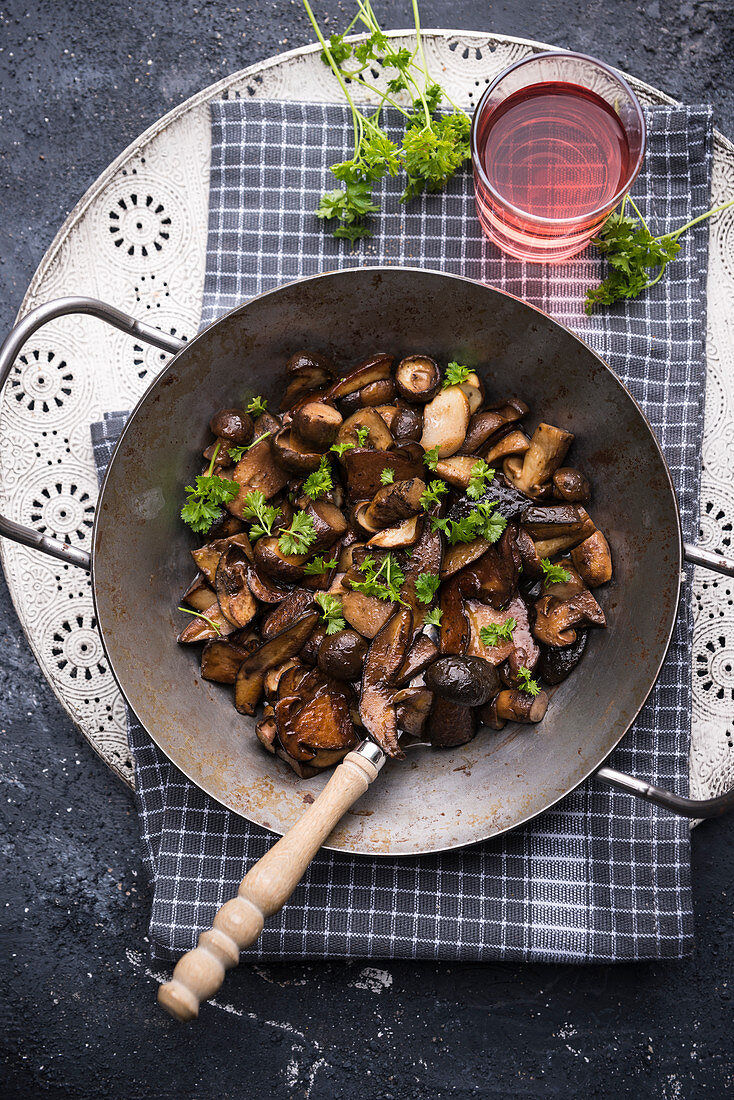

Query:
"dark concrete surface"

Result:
[[1, 1, 732, 1097]]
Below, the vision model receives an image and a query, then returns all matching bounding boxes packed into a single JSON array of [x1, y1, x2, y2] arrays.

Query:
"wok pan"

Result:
[[1, 268, 733, 1016]]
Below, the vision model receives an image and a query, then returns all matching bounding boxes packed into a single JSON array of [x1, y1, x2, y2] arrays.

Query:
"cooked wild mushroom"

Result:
[[364, 478, 425, 529], [533, 567, 606, 647], [360, 378, 396, 406], [274, 666, 357, 768], [391, 403, 423, 443], [553, 467, 591, 502], [234, 612, 319, 715], [394, 355, 441, 403], [271, 426, 323, 474], [253, 537, 309, 584], [228, 432, 289, 513], [245, 561, 291, 604], [256, 715, 278, 753], [522, 503, 595, 544], [291, 401, 343, 449], [439, 574, 469, 655], [191, 532, 254, 586], [335, 408, 393, 455], [201, 636, 254, 683], [359, 607, 413, 757], [482, 430, 531, 466], [393, 633, 439, 686], [341, 589, 395, 639], [318, 628, 369, 681], [459, 523, 522, 610], [305, 499, 349, 552], [456, 372, 484, 415], [215, 543, 258, 628], [209, 408, 254, 446], [344, 444, 424, 498], [419, 386, 471, 457], [465, 594, 537, 671], [537, 630, 588, 684], [262, 588, 316, 640], [433, 455, 486, 489], [286, 349, 338, 377], [324, 353, 394, 402], [367, 515, 423, 550], [181, 574, 217, 611], [426, 695, 476, 747], [571, 530, 613, 587], [424, 655, 500, 707], [494, 689, 548, 724], [510, 423, 574, 496], [394, 687, 433, 737], [178, 601, 234, 643]]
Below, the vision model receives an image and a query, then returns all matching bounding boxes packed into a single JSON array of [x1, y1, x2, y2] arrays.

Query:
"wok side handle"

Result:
[[157, 741, 385, 1022], [683, 543, 734, 577], [595, 766, 734, 818], [0, 296, 185, 571]]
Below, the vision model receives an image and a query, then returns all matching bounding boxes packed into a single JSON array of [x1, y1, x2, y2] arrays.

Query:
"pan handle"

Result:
[[683, 543, 734, 577], [0, 296, 184, 571]]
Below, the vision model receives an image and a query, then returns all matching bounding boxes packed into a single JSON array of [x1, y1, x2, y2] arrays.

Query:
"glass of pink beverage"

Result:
[[471, 52, 646, 262]]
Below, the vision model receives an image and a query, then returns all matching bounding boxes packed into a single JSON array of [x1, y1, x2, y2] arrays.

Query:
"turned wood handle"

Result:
[[157, 742, 384, 1020]]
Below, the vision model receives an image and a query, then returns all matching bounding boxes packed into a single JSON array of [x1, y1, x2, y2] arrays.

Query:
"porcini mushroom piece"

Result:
[[324, 353, 394, 402], [553, 467, 591, 502], [439, 574, 470, 655], [514, 527, 545, 579], [424, 655, 500, 707], [391, 404, 423, 443], [335, 407, 394, 455], [253, 537, 309, 584], [234, 611, 319, 715], [351, 501, 383, 540], [425, 695, 477, 747], [400, 524, 443, 630], [465, 595, 538, 671], [201, 637, 253, 683], [375, 404, 399, 433], [367, 515, 423, 550], [228, 432, 289, 514], [215, 543, 258, 628], [344, 444, 425, 499], [181, 574, 217, 612], [262, 588, 316, 639], [441, 536, 492, 579], [263, 659, 301, 698], [522, 504, 595, 542], [434, 455, 486, 489], [394, 687, 433, 738], [271, 426, 323, 474], [341, 590, 395, 639], [494, 689, 549, 724], [364, 478, 426, 528], [456, 372, 485, 414], [571, 530, 613, 586], [305, 499, 349, 552], [279, 374, 329, 412], [291, 401, 343, 450], [255, 716, 278, 753], [459, 523, 522, 610], [419, 386, 471, 458], [286, 350, 339, 378], [394, 355, 441, 403], [537, 630, 589, 684], [360, 378, 396, 406], [191, 532, 254, 586], [533, 571, 606, 647], [359, 607, 413, 757], [275, 666, 357, 767], [482, 430, 531, 466], [512, 423, 574, 496], [209, 408, 254, 446], [393, 633, 440, 686], [178, 601, 234, 644], [317, 629, 369, 681], [245, 561, 291, 604]]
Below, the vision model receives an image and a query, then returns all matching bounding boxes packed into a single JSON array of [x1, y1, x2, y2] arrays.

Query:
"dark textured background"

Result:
[[1, 2, 732, 1097]]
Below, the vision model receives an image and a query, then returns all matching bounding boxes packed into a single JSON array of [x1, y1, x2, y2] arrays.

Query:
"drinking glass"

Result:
[[471, 51, 646, 262]]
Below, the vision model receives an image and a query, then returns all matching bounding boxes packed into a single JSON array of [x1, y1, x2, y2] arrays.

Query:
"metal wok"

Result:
[[1, 267, 733, 862]]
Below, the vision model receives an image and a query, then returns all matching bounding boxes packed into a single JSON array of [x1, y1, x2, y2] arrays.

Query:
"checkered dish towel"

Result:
[[92, 99, 713, 963]]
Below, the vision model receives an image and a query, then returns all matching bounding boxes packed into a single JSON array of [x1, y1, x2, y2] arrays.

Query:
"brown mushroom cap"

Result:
[[209, 408, 254, 445], [553, 467, 591, 502], [391, 403, 423, 443], [359, 607, 413, 757], [424, 655, 500, 706], [286, 350, 338, 377], [271, 426, 324, 474], [318, 629, 369, 681], [364, 478, 425, 529], [570, 530, 613, 587], [292, 401, 343, 449], [394, 355, 441, 403], [335, 407, 394, 455]]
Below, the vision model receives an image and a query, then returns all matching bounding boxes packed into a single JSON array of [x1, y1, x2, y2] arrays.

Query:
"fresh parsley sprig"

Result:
[[586, 195, 734, 313], [480, 618, 516, 648], [540, 558, 572, 585], [241, 490, 279, 541], [442, 361, 472, 388], [423, 445, 441, 471], [315, 592, 346, 635], [350, 552, 406, 605], [466, 459, 495, 500], [303, 554, 339, 576], [278, 511, 317, 556], [181, 442, 239, 534], [380, 467, 395, 485], [424, 607, 443, 627], [246, 395, 268, 416], [331, 440, 355, 458], [517, 666, 541, 697], [419, 479, 448, 510], [431, 500, 507, 546], [228, 431, 272, 463], [303, 456, 334, 500], [414, 572, 441, 604]]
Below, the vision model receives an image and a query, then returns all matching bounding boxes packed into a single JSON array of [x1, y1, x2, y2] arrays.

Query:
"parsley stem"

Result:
[[303, 0, 363, 158], [626, 194, 651, 234], [206, 440, 221, 477], [668, 196, 734, 240]]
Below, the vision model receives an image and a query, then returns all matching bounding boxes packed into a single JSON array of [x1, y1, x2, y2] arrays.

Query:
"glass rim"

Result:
[[470, 50, 647, 228]]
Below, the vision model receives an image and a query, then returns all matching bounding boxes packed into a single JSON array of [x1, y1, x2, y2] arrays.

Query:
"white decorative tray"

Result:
[[1, 31, 732, 803]]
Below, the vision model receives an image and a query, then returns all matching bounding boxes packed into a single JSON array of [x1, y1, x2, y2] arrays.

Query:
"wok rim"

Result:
[[91, 265, 684, 855]]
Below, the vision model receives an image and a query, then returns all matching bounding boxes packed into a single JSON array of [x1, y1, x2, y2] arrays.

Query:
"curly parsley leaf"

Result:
[[424, 607, 443, 627], [278, 511, 317, 557], [315, 592, 346, 635], [540, 558, 572, 585], [419, 479, 448, 510], [303, 456, 333, 500], [466, 459, 495, 500], [480, 617, 517, 648], [246, 395, 268, 416], [331, 440, 355, 458], [423, 445, 441, 471], [517, 666, 541, 697], [415, 572, 441, 605], [355, 426, 370, 446], [442, 361, 472, 388], [240, 490, 279, 541], [350, 552, 406, 605], [430, 499, 507, 546], [303, 554, 338, 576], [181, 442, 239, 534], [380, 467, 395, 485]]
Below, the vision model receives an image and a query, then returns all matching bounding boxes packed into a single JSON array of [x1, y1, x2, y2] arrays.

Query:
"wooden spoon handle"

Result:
[[157, 742, 384, 1020]]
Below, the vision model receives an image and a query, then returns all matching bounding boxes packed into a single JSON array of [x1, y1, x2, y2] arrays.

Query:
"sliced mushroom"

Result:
[[351, 502, 384, 540], [375, 404, 400, 433], [481, 430, 531, 466], [234, 611, 319, 715], [263, 658, 302, 698], [425, 695, 477, 747], [571, 530, 613, 587], [522, 504, 595, 543], [511, 423, 574, 496], [207, 512, 247, 540], [440, 538, 492, 580], [286, 350, 338, 378], [393, 633, 440, 686], [275, 666, 357, 767], [434, 455, 487, 490], [291, 401, 343, 449], [279, 374, 330, 412], [228, 433, 289, 513], [191, 532, 254, 586], [359, 607, 413, 757], [553, 467, 591, 502], [439, 574, 469, 655], [317, 628, 369, 681], [514, 527, 545, 579], [456, 372, 485, 415], [400, 523, 443, 629], [256, 715, 278, 753], [494, 689, 548, 723], [364, 477, 425, 529], [465, 594, 538, 670], [394, 687, 433, 737], [367, 515, 423, 550], [391, 403, 423, 443], [538, 629, 588, 684], [335, 407, 393, 456], [245, 561, 291, 604], [305, 499, 349, 552], [201, 637, 253, 683], [394, 355, 441, 403], [424, 655, 500, 707], [271, 426, 324, 474], [341, 590, 395, 639], [459, 523, 522, 610], [344, 444, 425, 499], [360, 379, 396, 406], [324, 353, 394, 402], [209, 408, 254, 446], [419, 386, 471, 458], [253, 537, 309, 584], [181, 574, 217, 612], [533, 567, 606, 647], [262, 587, 316, 640], [178, 601, 234, 643], [464, 401, 527, 453], [215, 544, 258, 628]]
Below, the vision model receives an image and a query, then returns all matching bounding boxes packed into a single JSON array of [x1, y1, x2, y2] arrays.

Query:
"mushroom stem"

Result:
[[494, 689, 549, 723]]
